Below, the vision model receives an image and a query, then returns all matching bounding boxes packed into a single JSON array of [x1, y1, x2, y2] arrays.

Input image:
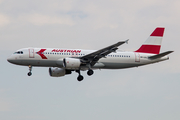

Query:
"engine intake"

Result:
[[63, 58, 81, 69], [49, 67, 71, 77]]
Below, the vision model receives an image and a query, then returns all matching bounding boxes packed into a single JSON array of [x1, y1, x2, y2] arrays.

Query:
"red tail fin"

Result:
[[135, 27, 165, 54]]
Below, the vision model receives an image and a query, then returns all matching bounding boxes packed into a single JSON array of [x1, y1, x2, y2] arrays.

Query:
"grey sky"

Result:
[[1, 0, 180, 120]]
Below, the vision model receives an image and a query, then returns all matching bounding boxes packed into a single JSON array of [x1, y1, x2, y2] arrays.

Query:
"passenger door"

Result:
[[29, 48, 34, 58], [134, 52, 140, 62]]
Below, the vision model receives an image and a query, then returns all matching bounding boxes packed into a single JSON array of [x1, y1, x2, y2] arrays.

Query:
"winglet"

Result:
[[125, 39, 129, 44]]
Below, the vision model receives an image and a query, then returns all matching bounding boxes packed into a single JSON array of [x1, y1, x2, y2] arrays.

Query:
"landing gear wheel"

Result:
[[87, 70, 94, 76], [27, 65, 32, 76], [77, 75, 84, 81], [27, 72, 32, 76]]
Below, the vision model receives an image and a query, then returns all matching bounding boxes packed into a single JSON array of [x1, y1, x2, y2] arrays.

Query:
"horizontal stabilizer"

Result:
[[148, 51, 174, 59]]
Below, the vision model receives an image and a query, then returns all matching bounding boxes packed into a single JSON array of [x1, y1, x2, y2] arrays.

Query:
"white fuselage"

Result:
[[7, 48, 169, 70], [7, 27, 172, 81]]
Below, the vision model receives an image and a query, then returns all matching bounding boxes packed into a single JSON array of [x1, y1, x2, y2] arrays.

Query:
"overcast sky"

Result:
[[1, 0, 180, 120]]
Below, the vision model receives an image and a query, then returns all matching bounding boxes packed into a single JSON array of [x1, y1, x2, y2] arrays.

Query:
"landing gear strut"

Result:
[[27, 65, 32, 76], [76, 70, 84, 81], [87, 64, 94, 76]]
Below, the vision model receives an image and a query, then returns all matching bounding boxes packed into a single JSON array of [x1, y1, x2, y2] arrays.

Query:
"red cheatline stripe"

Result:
[[135, 45, 161, 54], [150, 27, 165, 37], [37, 49, 47, 59]]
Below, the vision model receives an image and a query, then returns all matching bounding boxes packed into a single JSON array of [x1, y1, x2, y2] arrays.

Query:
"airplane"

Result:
[[7, 27, 173, 81]]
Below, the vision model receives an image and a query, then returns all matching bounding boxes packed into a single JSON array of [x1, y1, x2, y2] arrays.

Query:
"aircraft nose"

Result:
[[7, 57, 12, 63], [7, 56, 15, 63], [7, 55, 22, 65]]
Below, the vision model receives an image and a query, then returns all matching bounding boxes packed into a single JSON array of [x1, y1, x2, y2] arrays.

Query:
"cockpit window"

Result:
[[14, 51, 23, 54]]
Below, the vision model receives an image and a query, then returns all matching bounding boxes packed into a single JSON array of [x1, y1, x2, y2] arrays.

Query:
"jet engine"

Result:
[[49, 67, 71, 77], [63, 58, 81, 69]]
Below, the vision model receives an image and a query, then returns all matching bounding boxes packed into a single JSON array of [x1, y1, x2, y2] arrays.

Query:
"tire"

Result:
[[77, 75, 84, 81], [87, 70, 94, 76], [27, 72, 32, 76]]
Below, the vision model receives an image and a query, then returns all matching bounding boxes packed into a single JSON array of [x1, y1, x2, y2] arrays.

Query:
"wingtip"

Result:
[[125, 39, 129, 44], [169, 51, 174, 53]]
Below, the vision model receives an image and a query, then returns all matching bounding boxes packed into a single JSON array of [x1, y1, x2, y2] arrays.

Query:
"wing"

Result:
[[80, 39, 129, 66]]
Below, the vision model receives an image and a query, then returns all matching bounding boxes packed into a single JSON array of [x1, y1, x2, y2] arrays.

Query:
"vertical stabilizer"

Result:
[[135, 27, 165, 54]]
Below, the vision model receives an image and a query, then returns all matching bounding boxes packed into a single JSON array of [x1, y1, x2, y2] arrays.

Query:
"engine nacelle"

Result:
[[49, 67, 71, 77], [63, 58, 81, 69]]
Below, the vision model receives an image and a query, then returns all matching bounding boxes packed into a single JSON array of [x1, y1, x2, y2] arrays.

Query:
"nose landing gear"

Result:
[[27, 65, 32, 76]]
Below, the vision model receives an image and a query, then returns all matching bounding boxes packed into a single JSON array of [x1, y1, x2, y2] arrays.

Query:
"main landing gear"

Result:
[[76, 70, 84, 81], [87, 69, 94, 76], [27, 65, 32, 76], [76, 69, 94, 81]]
